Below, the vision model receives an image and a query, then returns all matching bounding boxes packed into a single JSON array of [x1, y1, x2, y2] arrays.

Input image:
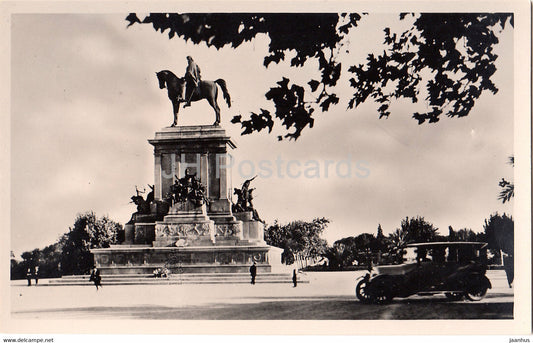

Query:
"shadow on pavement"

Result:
[[12, 297, 513, 320]]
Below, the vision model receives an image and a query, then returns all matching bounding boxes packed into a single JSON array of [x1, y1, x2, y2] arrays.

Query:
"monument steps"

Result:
[[45, 272, 308, 286]]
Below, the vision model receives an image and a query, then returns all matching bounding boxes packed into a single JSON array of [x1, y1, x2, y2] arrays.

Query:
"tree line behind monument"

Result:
[[10, 211, 513, 281], [12, 157, 514, 281]]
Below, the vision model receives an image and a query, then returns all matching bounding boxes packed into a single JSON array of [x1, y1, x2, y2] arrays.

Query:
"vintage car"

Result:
[[356, 242, 492, 303]]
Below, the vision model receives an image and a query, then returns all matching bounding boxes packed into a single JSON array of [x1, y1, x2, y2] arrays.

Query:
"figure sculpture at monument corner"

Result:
[[156, 56, 231, 127], [233, 176, 263, 223]]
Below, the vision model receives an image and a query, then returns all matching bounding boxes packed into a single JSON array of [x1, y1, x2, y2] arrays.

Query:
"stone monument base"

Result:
[[91, 125, 282, 276], [92, 244, 278, 275]]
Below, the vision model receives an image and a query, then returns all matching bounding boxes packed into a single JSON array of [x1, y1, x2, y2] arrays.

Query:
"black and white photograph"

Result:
[[1, 0, 531, 339]]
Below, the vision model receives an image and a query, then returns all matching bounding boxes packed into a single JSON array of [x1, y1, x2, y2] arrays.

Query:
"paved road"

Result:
[[11, 270, 513, 320]]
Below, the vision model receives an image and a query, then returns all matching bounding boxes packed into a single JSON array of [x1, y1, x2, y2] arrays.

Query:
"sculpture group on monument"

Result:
[[91, 57, 281, 275]]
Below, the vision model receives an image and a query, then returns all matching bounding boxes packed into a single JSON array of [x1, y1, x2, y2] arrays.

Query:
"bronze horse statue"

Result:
[[156, 70, 231, 127]]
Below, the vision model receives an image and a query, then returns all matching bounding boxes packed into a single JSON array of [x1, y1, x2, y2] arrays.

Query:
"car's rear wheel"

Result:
[[374, 292, 393, 304], [465, 287, 488, 301], [371, 279, 393, 304], [445, 292, 464, 301], [356, 279, 372, 303], [464, 275, 489, 301]]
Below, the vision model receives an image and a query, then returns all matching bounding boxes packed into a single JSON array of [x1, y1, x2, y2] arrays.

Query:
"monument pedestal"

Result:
[[153, 202, 216, 247], [91, 125, 281, 275], [234, 211, 265, 243]]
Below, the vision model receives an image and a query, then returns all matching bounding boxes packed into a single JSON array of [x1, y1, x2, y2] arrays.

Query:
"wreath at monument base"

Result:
[[152, 267, 170, 278]]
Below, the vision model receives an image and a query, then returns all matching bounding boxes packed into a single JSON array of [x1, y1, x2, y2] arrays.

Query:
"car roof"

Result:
[[406, 242, 488, 249]]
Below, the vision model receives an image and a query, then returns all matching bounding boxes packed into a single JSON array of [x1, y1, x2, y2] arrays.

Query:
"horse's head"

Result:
[[156, 70, 186, 98], [156, 71, 167, 89]]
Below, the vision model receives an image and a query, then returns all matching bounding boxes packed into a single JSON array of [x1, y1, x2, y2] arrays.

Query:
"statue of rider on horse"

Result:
[[156, 56, 231, 127]]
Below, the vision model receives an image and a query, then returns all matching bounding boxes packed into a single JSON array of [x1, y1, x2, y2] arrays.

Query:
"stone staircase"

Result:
[[45, 272, 307, 286]]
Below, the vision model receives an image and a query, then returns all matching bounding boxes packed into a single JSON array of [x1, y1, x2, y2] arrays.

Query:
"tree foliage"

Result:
[[317, 215, 500, 271], [11, 248, 51, 280], [11, 211, 123, 279], [374, 224, 388, 252], [324, 224, 394, 269], [12, 242, 63, 279], [329, 233, 381, 268], [264, 217, 329, 266], [484, 212, 514, 285], [350, 13, 512, 124], [483, 212, 513, 256], [498, 156, 514, 203], [126, 12, 512, 140], [60, 212, 121, 275], [448, 226, 484, 242], [399, 216, 440, 243]]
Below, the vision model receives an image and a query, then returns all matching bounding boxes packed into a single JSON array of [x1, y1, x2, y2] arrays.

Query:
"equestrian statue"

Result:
[[156, 56, 231, 127]]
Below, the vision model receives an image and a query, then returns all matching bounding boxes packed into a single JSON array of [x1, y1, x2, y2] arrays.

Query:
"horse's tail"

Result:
[[215, 79, 231, 108]]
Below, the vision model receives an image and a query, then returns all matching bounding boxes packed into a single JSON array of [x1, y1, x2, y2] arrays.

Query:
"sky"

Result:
[[9, 13, 514, 257]]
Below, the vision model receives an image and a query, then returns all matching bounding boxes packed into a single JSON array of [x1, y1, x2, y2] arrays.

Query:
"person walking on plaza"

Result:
[[250, 262, 257, 285], [34, 266, 39, 286], [26, 268, 32, 286], [89, 265, 102, 290], [292, 269, 298, 287]]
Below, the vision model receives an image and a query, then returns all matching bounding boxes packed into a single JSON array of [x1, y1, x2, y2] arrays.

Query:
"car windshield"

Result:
[[402, 244, 485, 264]]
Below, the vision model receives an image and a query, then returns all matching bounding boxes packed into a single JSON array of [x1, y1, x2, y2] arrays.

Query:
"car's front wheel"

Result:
[[356, 279, 372, 303]]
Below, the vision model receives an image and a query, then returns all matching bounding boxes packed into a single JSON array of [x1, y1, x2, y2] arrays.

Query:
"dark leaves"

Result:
[[127, 13, 357, 140], [232, 110, 274, 135], [498, 178, 514, 203], [377, 103, 390, 119], [349, 13, 512, 125], [264, 78, 315, 140], [338, 13, 363, 34], [498, 155, 514, 203], [127, 12, 512, 139], [413, 107, 443, 124], [320, 94, 339, 112], [308, 80, 320, 92], [234, 77, 316, 140], [126, 13, 141, 27], [230, 115, 242, 124]]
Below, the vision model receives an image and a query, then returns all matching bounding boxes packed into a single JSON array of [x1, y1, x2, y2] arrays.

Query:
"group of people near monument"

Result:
[[26, 266, 39, 286]]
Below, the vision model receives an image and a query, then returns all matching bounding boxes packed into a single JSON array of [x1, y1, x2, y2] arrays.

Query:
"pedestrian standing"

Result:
[[292, 269, 297, 287], [34, 266, 39, 286], [250, 262, 257, 285], [89, 265, 102, 290], [26, 268, 32, 286]]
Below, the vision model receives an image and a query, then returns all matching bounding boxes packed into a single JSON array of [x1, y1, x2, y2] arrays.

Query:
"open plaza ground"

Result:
[[11, 270, 513, 320]]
